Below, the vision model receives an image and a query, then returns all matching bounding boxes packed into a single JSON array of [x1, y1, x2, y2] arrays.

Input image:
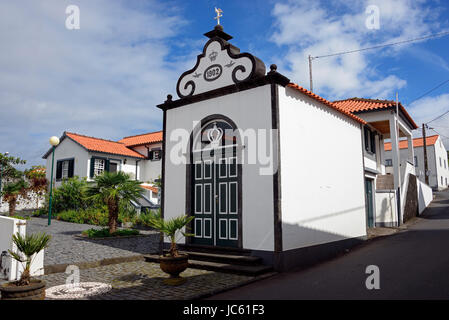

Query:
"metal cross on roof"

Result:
[[214, 7, 223, 25]]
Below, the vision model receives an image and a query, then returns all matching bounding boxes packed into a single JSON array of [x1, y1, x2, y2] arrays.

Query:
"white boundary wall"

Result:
[[0, 216, 44, 281], [375, 191, 397, 226], [400, 162, 416, 222], [417, 179, 433, 214], [0, 190, 45, 214]]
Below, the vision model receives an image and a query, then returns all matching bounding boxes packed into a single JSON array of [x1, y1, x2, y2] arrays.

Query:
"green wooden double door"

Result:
[[191, 149, 239, 248]]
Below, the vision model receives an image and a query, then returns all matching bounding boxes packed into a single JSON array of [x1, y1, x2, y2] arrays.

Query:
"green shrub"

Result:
[[82, 228, 139, 238], [118, 201, 138, 225], [10, 215, 30, 220], [56, 207, 108, 226], [55, 202, 143, 227], [135, 210, 158, 227], [52, 176, 92, 213], [32, 207, 47, 217]]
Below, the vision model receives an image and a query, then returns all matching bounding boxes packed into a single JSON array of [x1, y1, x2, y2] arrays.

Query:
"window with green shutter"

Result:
[[90, 157, 112, 177], [56, 158, 75, 180]]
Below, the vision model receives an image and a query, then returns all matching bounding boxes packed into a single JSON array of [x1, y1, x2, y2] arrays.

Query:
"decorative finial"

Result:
[[214, 7, 223, 25], [165, 94, 173, 103], [270, 64, 277, 72]]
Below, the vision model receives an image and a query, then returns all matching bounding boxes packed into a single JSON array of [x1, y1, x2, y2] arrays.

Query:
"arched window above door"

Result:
[[192, 119, 239, 152]]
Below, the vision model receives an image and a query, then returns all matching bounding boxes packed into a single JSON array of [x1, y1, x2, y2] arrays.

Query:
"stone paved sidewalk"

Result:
[[38, 260, 254, 300], [27, 217, 159, 266]]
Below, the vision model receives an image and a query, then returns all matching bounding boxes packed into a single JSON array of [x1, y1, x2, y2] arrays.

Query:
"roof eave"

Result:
[[352, 105, 418, 130], [87, 149, 145, 159], [124, 141, 163, 148], [286, 84, 367, 125]]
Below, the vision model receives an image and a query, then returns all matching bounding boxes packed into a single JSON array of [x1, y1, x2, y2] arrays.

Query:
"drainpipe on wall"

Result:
[[397, 187, 401, 227], [135, 160, 140, 181]]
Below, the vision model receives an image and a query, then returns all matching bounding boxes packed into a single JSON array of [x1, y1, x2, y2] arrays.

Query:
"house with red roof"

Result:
[[384, 135, 449, 190], [42, 130, 163, 210], [333, 98, 431, 228]]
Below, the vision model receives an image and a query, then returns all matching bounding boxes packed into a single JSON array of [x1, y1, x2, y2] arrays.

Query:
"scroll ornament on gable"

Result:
[[176, 25, 266, 99]]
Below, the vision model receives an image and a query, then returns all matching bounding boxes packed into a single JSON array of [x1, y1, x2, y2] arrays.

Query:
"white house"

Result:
[[42, 131, 163, 209], [384, 135, 449, 191], [334, 98, 433, 227], [157, 25, 369, 271]]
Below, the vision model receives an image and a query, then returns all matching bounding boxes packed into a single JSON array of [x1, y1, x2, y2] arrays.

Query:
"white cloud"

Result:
[[0, 0, 187, 167], [409, 93, 449, 149], [270, 0, 441, 100]]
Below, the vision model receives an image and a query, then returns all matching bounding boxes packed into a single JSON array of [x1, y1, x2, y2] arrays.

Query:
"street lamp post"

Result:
[[48, 136, 60, 226]]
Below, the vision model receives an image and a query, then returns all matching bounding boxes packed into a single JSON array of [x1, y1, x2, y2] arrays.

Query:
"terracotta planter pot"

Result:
[[0, 280, 46, 300], [159, 254, 188, 285]]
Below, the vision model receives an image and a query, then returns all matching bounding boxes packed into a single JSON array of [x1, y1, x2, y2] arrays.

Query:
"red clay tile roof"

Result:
[[65, 132, 145, 158], [333, 98, 419, 129], [384, 135, 439, 151], [119, 131, 163, 147], [141, 185, 158, 193], [286, 84, 367, 125]]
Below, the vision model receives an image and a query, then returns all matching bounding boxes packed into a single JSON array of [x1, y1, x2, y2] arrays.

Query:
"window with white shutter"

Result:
[[94, 159, 105, 176]]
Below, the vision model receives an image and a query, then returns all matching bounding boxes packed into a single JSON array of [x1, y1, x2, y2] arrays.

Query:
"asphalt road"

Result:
[[208, 190, 449, 299]]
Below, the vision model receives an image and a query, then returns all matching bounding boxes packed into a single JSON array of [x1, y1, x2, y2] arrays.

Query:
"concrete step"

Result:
[[188, 259, 273, 276], [163, 250, 263, 266], [144, 254, 272, 276], [376, 174, 394, 190], [177, 244, 253, 256]]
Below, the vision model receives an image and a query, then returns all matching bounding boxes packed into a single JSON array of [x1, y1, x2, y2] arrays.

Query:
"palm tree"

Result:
[[8, 232, 51, 286], [1, 178, 29, 216], [146, 210, 194, 257], [86, 171, 144, 234]]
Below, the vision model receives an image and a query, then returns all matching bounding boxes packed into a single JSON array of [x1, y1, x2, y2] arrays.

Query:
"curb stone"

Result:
[[74, 233, 156, 241], [44, 255, 145, 275]]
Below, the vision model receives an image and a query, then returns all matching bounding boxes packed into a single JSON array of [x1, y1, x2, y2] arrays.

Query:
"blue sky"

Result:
[[1, 0, 449, 169]]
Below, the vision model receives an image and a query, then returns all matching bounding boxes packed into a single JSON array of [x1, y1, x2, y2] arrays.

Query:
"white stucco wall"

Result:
[[164, 84, 275, 251], [132, 143, 163, 183], [433, 137, 449, 190], [87, 152, 143, 181], [45, 137, 88, 188], [0, 217, 44, 281], [278, 86, 367, 251], [384, 137, 449, 190], [375, 191, 397, 226], [417, 178, 433, 214]]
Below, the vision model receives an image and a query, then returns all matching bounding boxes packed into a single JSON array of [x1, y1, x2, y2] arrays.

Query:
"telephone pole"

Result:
[[308, 55, 313, 92], [422, 123, 429, 185]]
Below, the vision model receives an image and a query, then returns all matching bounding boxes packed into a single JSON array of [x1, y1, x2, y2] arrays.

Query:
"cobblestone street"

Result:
[[27, 217, 159, 266], [38, 260, 254, 300]]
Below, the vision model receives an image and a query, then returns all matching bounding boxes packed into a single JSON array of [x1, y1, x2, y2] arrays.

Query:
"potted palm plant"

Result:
[[0, 232, 51, 300], [146, 211, 194, 285]]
